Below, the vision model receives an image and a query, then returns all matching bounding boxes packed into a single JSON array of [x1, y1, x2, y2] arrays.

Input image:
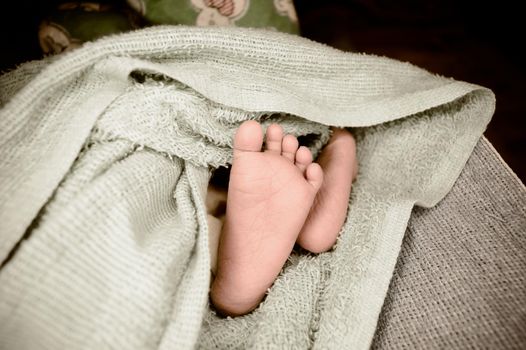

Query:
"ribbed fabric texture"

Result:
[[0, 26, 494, 349]]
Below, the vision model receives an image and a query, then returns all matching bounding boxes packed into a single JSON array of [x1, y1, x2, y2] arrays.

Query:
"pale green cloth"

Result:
[[0, 26, 494, 349]]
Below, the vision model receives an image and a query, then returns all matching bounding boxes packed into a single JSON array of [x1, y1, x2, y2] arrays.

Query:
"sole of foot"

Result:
[[296, 127, 358, 253], [210, 120, 323, 316]]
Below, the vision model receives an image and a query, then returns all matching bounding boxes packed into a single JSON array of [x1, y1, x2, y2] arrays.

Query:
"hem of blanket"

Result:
[[415, 89, 495, 208], [106, 59, 488, 129], [348, 200, 415, 350]]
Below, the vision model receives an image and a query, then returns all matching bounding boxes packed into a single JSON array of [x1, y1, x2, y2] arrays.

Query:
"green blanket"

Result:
[[0, 26, 494, 349]]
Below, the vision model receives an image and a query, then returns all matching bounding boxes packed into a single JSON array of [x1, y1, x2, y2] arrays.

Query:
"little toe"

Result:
[[264, 124, 283, 154], [281, 134, 299, 162], [305, 163, 324, 191], [233, 120, 264, 157], [295, 146, 313, 173]]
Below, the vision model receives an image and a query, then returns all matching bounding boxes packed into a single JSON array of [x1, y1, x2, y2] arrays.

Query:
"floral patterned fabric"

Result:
[[39, 0, 299, 54]]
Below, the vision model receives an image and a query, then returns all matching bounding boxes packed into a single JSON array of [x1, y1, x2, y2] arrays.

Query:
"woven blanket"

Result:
[[0, 26, 494, 349]]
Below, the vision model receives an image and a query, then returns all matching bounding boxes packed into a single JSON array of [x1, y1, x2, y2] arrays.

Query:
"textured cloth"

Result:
[[0, 26, 494, 349], [372, 137, 526, 349]]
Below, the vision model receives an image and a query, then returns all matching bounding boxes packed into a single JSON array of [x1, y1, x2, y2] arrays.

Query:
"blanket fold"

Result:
[[0, 26, 494, 349]]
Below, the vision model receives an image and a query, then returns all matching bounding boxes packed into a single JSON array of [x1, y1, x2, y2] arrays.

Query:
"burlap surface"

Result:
[[373, 137, 526, 349]]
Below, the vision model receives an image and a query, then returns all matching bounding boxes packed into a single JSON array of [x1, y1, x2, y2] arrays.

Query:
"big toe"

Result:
[[328, 128, 356, 152], [234, 121, 264, 156]]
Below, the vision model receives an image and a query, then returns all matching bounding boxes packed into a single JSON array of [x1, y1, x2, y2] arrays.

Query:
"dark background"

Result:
[[2, 0, 524, 182], [295, 1, 525, 183]]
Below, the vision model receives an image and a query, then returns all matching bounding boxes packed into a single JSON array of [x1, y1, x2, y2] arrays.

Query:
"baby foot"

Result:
[[210, 120, 323, 316], [296, 128, 358, 253]]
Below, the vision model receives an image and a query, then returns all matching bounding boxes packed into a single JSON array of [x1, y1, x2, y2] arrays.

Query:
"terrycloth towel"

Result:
[[0, 26, 494, 349]]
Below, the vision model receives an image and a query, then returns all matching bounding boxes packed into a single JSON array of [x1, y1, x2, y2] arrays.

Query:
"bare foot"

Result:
[[210, 121, 323, 317], [296, 128, 358, 253]]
